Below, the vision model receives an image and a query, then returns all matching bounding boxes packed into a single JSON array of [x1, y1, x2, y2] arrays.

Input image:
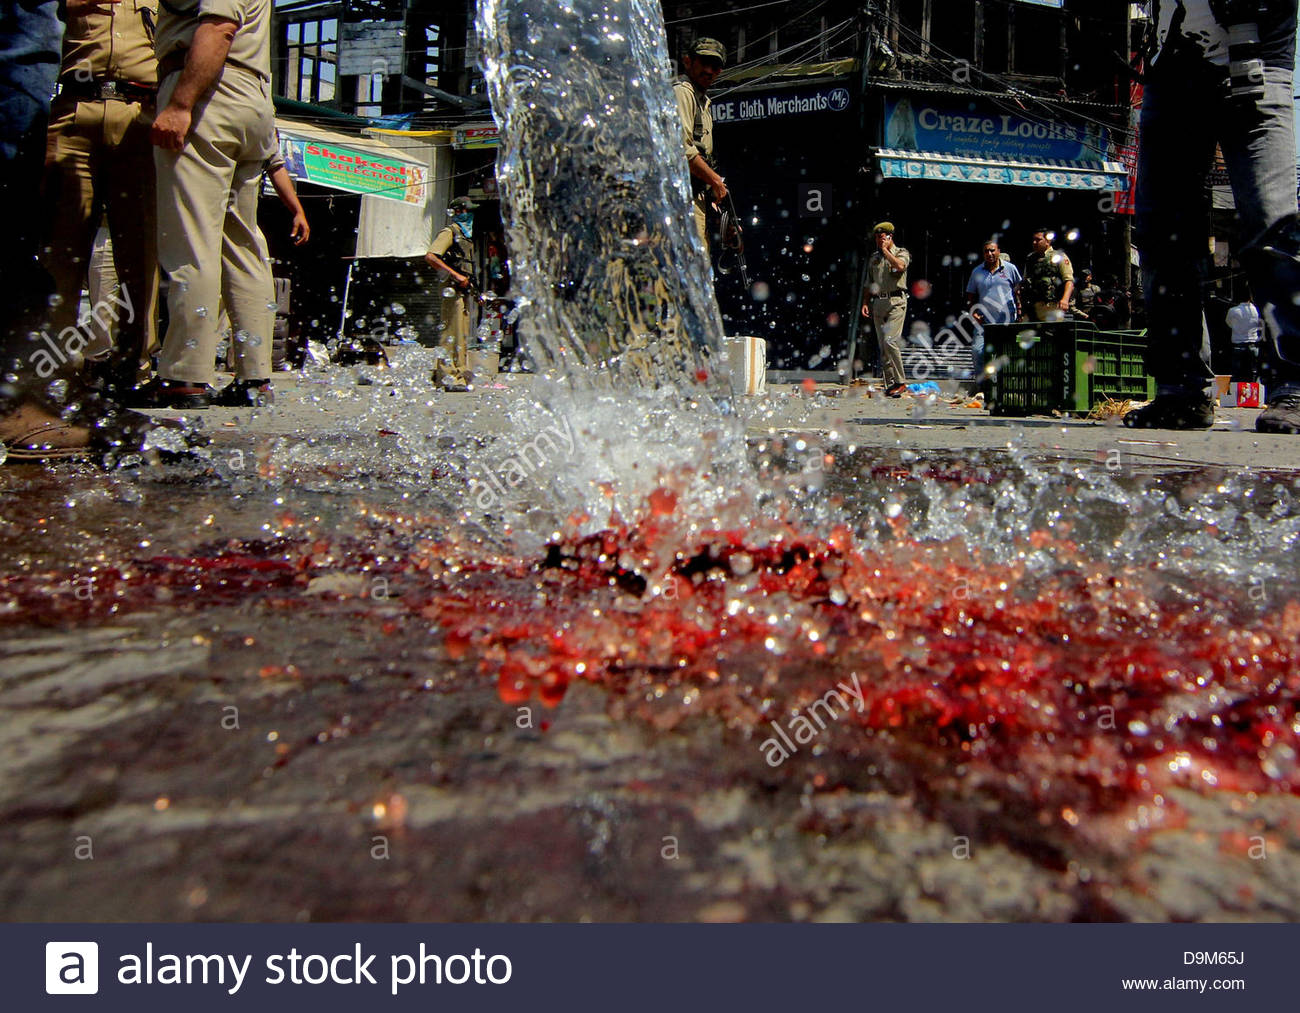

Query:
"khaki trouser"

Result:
[[434, 289, 470, 385], [692, 191, 709, 252], [871, 293, 907, 386], [1032, 302, 1067, 323], [41, 95, 159, 386], [85, 229, 122, 360], [155, 68, 275, 384]]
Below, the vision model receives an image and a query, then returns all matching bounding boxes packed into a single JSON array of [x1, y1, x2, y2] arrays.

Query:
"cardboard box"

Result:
[[725, 336, 767, 396], [1219, 381, 1265, 408]]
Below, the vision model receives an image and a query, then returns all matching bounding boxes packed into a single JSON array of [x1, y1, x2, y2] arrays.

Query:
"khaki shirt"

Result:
[[867, 246, 910, 297], [429, 224, 473, 274], [61, 0, 159, 86], [155, 0, 272, 82], [674, 77, 713, 165]]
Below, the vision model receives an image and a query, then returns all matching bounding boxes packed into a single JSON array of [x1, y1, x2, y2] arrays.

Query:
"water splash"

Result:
[[473, 0, 757, 551], [477, 0, 724, 388]]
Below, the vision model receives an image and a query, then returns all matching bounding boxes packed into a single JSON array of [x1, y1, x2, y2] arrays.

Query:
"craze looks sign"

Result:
[[883, 97, 1108, 163]]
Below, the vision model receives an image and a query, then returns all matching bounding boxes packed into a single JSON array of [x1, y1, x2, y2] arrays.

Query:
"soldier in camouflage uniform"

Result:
[[1021, 229, 1074, 322]]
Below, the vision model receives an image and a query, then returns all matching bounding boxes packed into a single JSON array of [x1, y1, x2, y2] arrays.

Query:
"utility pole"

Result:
[[847, 1, 883, 380], [1122, 1, 1134, 296]]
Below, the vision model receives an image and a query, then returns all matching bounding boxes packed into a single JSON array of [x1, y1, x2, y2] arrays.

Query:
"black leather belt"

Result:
[[59, 78, 157, 103]]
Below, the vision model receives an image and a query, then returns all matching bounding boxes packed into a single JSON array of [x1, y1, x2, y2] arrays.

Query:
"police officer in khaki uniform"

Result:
[[0, 0, 188, 460], [674, 37, 727, 252], [1021, 228, 1075, 323], [42, 0, 160, 404], [424, 196, 477, 391], [150, 0, 276, 408], [861, 221, 910, 397]]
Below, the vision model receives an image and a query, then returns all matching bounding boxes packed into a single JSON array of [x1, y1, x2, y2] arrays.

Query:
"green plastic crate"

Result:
[[983, 321, 1155, 416]]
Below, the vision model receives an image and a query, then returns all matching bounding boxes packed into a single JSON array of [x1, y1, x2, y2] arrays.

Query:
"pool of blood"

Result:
[[4, 515, 1295, 844]]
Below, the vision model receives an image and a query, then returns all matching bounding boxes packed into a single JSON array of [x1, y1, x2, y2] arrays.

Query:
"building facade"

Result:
[[857, 0, 1135, 379], [264, 1, 1139, 377]]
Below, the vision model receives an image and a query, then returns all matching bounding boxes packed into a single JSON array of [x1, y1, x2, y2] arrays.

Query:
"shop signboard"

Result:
[[276, 130, 428, 206], [455, 125, 501, 149], [876, 156, 1122, 191], [883, 96, 1109, 164], [710, 84, 851, 124]]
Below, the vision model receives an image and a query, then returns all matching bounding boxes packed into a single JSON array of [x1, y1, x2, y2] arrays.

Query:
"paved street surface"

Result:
[[2, 349, 1298, 922]]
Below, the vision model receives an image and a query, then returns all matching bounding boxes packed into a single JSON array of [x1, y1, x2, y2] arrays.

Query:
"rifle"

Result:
[[716, 191, 750, 290]]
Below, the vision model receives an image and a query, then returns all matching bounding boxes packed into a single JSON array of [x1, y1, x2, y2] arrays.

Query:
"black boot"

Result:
[[1123, 393, 1215, 430]]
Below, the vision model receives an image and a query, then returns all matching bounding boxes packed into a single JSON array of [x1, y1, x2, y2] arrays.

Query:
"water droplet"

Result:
[[194, 306, 208, 318], [1261, 743, 1296, 781]]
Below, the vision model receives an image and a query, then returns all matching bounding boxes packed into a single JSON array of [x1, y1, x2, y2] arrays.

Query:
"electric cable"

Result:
[[873, 8, 1133, 160]]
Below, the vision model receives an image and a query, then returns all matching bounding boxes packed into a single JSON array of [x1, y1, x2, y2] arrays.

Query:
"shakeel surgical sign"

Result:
[[276, 130, 428, 206]]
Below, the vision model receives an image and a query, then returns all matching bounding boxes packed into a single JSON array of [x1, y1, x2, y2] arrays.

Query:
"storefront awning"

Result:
[[876, 148, 1127, 191]]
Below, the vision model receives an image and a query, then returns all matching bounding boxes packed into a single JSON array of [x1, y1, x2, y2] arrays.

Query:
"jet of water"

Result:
[[473, 0, 758, 550], [476, 0, 728, 394]]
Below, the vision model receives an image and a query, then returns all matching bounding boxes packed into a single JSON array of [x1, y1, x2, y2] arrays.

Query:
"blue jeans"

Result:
[[0, 0, 62, 401], [1135, 31, 1300, 398]]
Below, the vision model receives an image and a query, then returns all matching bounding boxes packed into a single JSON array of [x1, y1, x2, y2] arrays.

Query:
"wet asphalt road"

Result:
[[2, 354, 1298, 922]]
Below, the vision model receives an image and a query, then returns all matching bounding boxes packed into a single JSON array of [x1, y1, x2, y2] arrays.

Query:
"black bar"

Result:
[[10, 923, 1294, 1010]]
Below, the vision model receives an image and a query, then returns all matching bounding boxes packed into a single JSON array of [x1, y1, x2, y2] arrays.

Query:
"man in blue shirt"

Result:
[[964, 240, 1022, 380]]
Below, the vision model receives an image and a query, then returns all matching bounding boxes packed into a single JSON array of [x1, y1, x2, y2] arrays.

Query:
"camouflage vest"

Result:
[[1025, 249, 1066, 303]]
